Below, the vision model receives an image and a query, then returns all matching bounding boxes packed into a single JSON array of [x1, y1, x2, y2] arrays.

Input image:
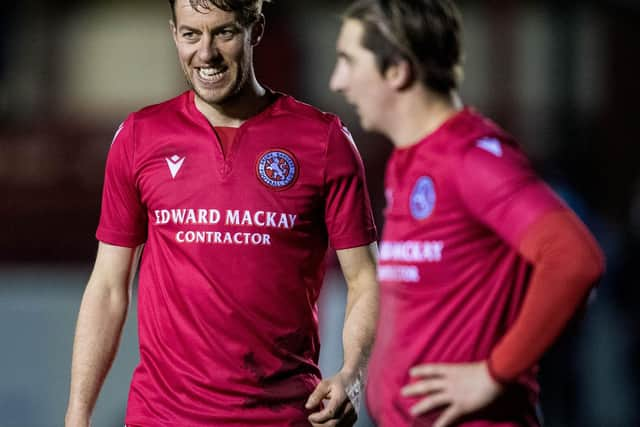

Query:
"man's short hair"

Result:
[[168, 0, 268, 26], [344, 0, 463, 94]]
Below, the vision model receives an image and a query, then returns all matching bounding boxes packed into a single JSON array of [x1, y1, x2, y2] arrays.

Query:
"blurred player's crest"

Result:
[[410, 176, 436, 220], [256, 150, 298, 190]]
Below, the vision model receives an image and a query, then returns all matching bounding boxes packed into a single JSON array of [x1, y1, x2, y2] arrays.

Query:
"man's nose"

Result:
[[329, 62, 346, 93], [197, 36, 220, 62]]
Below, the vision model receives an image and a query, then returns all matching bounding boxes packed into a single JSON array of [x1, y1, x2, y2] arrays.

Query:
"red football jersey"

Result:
[[367, 108, 564, 426], [97, 91, 377, 426]]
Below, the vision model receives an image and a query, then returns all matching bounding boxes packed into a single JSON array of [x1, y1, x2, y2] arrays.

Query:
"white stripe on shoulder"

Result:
[[111, 121, 125, 146], [475, 137, 502, 157]]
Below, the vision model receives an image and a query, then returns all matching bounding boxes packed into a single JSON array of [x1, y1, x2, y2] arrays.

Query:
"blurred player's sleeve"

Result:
[[456, 137, 604, 382]]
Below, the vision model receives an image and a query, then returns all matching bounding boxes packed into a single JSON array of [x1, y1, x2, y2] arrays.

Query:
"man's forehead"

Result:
[[176, 0, 211, 9], [174, 0, 237, 24], [175, 0, 228, 16], [338, 19, 366, 49]]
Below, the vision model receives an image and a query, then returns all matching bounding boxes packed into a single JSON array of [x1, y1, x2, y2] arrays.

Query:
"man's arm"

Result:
[[401, 142, 604, 427], [65, 242, 143, 427], [402, 210, 603, 427], [306, 243, 379, 427]]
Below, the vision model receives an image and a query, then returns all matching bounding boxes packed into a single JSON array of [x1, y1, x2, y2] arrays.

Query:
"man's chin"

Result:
[[194, 87, 233, 106], [359, 118, 373, 131]]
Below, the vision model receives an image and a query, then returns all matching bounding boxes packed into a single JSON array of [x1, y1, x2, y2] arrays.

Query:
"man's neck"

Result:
[[194, 77, 271, 127], [386, 88, 463, 149]]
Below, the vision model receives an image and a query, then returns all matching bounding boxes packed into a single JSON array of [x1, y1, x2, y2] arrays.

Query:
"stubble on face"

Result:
[[189, 42, 252, 108], [173, 0, 254, 108]]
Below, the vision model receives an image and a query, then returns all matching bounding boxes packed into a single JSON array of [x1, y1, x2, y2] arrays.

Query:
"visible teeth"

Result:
[[198, 67, 225, 81]]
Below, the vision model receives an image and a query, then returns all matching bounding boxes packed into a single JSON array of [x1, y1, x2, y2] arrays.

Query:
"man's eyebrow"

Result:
[[177, 21, 239, 33], [177, 24, 200, 32]]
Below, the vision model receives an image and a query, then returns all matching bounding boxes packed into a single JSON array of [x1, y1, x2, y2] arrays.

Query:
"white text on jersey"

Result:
[[379, 240, 444, 262], [154, 208, 297, 229]]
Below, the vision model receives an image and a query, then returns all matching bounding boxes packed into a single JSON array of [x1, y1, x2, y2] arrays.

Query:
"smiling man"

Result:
[[330, 1, 605, 426], [64, 1, 379, 426]]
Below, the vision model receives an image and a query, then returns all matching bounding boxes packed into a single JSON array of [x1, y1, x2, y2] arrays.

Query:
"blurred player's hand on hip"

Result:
[[401, 360, 503, 427], [305, 371, 358, 427]]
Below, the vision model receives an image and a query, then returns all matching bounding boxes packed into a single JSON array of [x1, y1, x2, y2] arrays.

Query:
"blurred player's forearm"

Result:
[[488, 210, 605, 382], [65, 243, 141, 426]]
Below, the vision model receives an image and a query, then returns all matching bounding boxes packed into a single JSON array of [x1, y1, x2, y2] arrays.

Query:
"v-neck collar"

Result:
[[185, 89, 283, 131], [183, 90, 284, 178]]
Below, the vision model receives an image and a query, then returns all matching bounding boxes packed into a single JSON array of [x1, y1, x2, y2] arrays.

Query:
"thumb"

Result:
[[305, 380, 330, 409]]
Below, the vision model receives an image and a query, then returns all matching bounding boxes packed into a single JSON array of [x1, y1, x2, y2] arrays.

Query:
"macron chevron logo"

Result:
[[166, 155, 185, 179]]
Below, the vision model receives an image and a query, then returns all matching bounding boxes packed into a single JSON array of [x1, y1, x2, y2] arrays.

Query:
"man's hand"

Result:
[[401, 361, 503, 427], [305, 371, 358, 427]]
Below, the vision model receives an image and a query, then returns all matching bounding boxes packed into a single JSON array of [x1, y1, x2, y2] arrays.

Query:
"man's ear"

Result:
[[250, 14, 265, 46], [385, 58, 413, 90], [169, 20, 178, 44]]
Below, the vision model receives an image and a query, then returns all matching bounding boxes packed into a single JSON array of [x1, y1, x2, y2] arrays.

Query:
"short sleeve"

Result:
[[456, 137, 566, 248], [96, 115, 148, 247], [324, 118, 377, 250]]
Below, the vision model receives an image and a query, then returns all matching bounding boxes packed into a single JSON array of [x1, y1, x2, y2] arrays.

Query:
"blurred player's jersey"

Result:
[[98, 91, 376, 426], [368, 108, 563, 426]]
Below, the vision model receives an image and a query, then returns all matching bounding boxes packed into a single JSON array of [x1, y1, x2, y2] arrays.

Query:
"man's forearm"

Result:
[[333, 243, 379, 413], [341, 285, 378, 379], [340, 282, 378, 411], [66, 279, 130, 424], [488, 210, 604, 382]]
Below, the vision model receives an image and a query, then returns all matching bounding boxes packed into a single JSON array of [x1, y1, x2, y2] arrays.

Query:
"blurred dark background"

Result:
[[1, 1, 638, 426]]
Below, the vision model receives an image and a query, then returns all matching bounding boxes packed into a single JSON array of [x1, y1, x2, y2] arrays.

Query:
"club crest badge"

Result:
[[410, 176, 436, 220], [256, 149, 298, 190]]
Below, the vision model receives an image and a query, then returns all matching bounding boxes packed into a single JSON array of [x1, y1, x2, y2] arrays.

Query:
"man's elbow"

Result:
[[572, 239, 606, 290]]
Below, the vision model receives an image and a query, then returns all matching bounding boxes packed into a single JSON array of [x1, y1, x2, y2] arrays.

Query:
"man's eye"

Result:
[[182, 32, 195, 39], [218, 29, 235, 39]]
